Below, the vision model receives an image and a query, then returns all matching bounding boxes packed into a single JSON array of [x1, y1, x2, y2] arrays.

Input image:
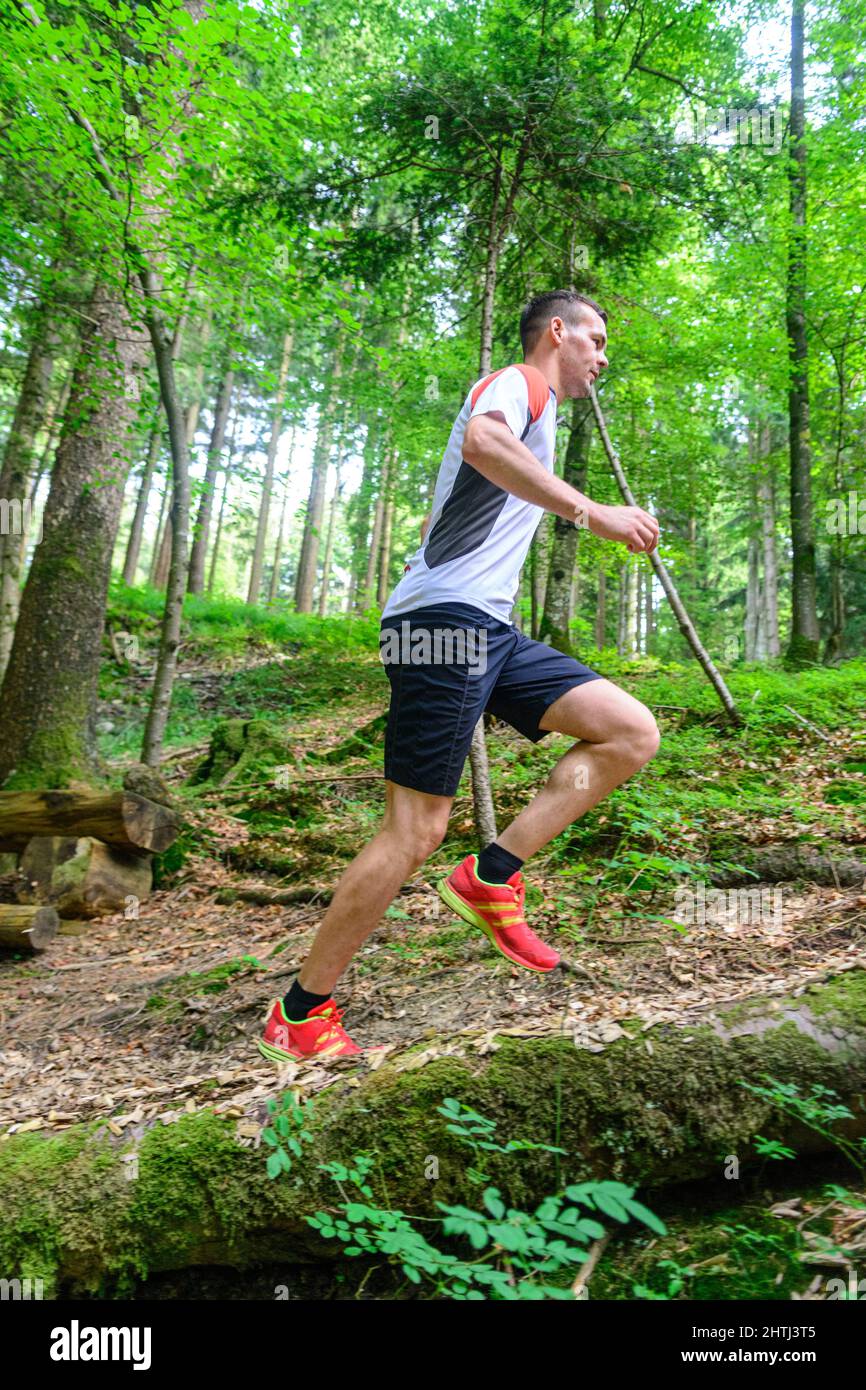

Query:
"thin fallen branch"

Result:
[[782, 704, 832, 742], [572, 1233, 612, 1299]]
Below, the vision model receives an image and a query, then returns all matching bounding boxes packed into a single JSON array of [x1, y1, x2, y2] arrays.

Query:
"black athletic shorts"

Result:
[[379, 602, 605, 797]]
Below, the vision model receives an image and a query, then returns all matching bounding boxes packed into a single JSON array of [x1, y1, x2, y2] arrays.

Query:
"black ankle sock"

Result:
[[283, 979, 330, 1021], [476, 842, 524, 884]]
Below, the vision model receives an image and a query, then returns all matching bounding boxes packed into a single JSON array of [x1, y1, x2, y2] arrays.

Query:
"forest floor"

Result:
[[2, 595, 866, 1144]]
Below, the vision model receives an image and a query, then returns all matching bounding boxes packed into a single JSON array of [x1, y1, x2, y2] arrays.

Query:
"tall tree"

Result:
[[0, 297, 63, 676], [785, 0, 820, 664], [294, 334, 346, 611], [0, 278, 150, 784], [539, 398, 593, 654], [247, 328, 293, 604]]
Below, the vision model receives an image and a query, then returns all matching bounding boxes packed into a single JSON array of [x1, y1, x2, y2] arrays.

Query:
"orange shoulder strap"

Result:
[[469, 363, 550, 423]]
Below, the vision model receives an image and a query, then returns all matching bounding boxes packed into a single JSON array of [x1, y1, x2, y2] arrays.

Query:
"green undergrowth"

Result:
[[96, 594, 865, 896]]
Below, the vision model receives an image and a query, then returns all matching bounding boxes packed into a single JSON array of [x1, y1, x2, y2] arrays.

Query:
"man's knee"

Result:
[[619, 704, 661, 768], [407, 815, 449, 863]]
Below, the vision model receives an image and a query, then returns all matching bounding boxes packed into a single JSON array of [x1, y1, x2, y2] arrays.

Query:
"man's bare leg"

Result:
[[495, 679, 660, 862], [298, 781, 453, 995]]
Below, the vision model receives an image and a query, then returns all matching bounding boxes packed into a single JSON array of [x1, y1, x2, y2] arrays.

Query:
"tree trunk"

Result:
[[207, 408, 240, 596], [469, 720, 498, 846], [347, 414, 378, 611], [149, 478, 171, 587], [122, 420, 163, 586], [530, 513, 550, 639], [0, 304, 62, 678], [31, 370, 73, 504], [187, 365, 235, 594], [0, 278, 150, 787], [539, 398, 593, 654], [360, 487, 385, 615], [824, 398, 846, 665], [594, 568, 606, 648], [376, 450, 396, 609], [745, 427, 761, 663], [318, 465, 343, 616], [247, 330, 293, 605], [643, 563, 654, 653], [121, 278, 196, 588], [758, 420, 780, 658], [268, 430, 295, 604], [785, 0, 820, 666], [294, 338, 346, 612], [624, 558, 638, 657]]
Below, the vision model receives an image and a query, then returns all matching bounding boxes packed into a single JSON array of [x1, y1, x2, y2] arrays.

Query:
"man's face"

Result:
[[557, 308, 609, 398]]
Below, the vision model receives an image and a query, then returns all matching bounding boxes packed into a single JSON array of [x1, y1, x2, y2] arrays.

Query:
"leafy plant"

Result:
[[265, 1093, 667, 1299], [739, 1077, 866, 1176], [262, 1090, 316, 1179]]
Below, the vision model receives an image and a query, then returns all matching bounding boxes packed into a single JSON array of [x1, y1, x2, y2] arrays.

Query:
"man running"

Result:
[[259, 289, 660, 1062]]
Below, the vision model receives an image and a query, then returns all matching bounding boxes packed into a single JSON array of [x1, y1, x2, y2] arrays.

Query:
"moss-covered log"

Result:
[[2, 969, 866, 1295], [0, 903, 58, 950], [0, 790, 179, 855]]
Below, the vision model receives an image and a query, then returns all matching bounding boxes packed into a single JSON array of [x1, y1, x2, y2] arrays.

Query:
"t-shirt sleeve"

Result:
[[468, 367, 530, 440]]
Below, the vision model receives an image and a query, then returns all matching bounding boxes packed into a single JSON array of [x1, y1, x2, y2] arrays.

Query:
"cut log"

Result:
[[16, 836, 152, 919], [0, 903, 58, 950], [0, 791, 179, 855]]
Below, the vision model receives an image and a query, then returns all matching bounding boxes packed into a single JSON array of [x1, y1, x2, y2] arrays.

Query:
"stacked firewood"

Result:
[[0, 777, 180, 952]]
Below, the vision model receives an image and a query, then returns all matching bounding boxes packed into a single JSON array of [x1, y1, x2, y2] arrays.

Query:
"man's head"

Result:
[[519, 290, 609, 399]]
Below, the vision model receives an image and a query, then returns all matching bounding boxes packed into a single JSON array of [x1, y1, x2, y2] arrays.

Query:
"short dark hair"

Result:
[[519, 290, 608, 356]]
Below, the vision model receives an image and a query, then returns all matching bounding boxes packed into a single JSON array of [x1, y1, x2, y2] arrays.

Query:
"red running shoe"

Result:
[[437, 854, 560, 973], [258, 998, 362, 1063]]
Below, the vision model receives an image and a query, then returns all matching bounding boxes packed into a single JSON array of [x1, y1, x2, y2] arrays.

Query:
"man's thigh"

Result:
[[383, 779, 453, 841], [484, 631, 604, 743], [379, 606, 511, 796], [538, 677, 658, 743]]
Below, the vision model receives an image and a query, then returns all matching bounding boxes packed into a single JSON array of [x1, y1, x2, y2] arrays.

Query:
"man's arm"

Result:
[[462, 413, 659, 554]]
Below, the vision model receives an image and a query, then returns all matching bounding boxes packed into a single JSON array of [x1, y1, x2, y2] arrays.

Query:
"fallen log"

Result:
[[0, 791, 180, 856], [2, 967, 866, 1293], [0, 903, 58, 951], [17, 836, 153, 920], [710, 846, 866, 888]]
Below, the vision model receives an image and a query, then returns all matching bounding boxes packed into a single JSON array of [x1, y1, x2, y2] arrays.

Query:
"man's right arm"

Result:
[[462, 414, 659, 554]]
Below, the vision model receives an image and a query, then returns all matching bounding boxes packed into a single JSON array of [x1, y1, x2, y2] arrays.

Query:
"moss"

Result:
[[189, 718, 295, 788], [2, 969, 865, 1294], [804, 968, 866, 1023], [592, 1181, 838, 1300]]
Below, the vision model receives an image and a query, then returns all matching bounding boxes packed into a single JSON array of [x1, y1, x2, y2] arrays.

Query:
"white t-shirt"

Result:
[[381, 363, 557, 625]]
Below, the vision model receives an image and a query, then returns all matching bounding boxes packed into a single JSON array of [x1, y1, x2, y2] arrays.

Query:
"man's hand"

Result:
[[585, 501, 659, 554]]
